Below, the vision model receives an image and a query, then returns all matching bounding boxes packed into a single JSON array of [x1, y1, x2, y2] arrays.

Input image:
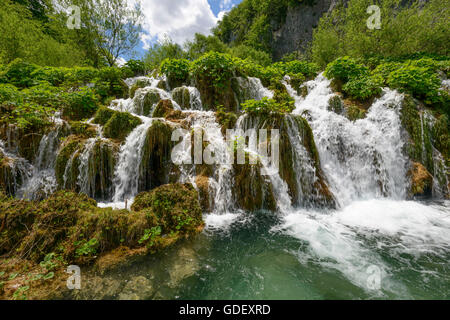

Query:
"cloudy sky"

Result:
[[128, 0, 242, 59]]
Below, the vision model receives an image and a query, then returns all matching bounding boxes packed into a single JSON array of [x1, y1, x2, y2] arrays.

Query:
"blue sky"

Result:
[[126, 0, 242, 61]]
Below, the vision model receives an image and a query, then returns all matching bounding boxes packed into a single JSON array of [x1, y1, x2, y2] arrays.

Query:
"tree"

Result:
[[144, 37, 186, 71], [90, 0, 143, 66], [185, 33, 229, 60]]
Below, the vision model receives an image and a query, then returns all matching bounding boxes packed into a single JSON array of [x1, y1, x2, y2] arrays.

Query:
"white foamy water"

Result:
[[277, 199, 450, 296], [287, 74, 408, 207]]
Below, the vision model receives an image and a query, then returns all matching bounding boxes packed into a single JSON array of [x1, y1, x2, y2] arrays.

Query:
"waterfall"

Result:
[[112, 117, 155, 202], [17, 120, 68, 200], [0, 140, 33, 196], [286, 74, 408, 206]]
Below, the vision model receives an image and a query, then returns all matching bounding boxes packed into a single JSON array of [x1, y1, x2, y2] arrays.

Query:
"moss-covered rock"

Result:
[[345, 105, 367, 121], [69, 121, 98, 138], [152, 99, 175, 118], [327, 95, 344, 115], [93, 106, 116, 126], [55, 135, 85, 190], [129, 79, 152, 99], [103, 112, 142, 142], [172, 87, 191, 110], [400, 95, 434, 172], [232, 154, 276, 212], [408, 162, 433, 197], [194, 76, 238, 112], [0, 184, 204, 268], [238, 114, 335, 208], [138, 121, 177, 192], [131, 183, 203, 234], [195, 175, 211, 212], [215, 108, 238, 135], [141, 88, 163, 116]]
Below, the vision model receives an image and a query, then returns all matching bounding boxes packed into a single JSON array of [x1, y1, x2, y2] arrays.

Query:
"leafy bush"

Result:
[[191, 52, 236, 88], [160, 58, 191, 86], [0, 59, 38, 88], [325, 57, 369, 83], [124, 59, 146, 76], [387, 65, 441, 104], [342, 75, 383, 100], [62, 87, 99, 121], [273, 61, 319, 78], [242, 97, 294, 115], [0, 84, 21, 104]]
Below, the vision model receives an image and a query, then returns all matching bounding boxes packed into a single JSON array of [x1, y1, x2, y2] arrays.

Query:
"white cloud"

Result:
[[134, 0, 220, 48]]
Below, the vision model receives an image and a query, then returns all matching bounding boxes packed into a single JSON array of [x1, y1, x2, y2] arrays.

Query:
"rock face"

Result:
[[271, 0, 343, 60]]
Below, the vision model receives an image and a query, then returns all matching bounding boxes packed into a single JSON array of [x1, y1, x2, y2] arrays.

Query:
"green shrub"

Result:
[[62, 87, 99, 121], [22, 82, 65, 108], [387, 65, 441, 104], [325, 57, 369, 83], [103, 111, 142, 141], [342, 75, 383, 100], [30, 67, 67, 87], [1, 59, 38, 88], [160, 58, 191, 86], [0, 84, 21, 104], [371, 62, 403, 83], [125, 59, 146, 76], [274, 60, 319, 78], [242, 97, 294, 115], [191, 52, 235, 88]]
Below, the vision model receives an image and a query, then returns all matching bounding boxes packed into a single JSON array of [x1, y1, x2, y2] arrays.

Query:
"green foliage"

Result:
[[311, 0, 450, 67], [242, 97, 294, 115], [230, 45, 272, 67], [387, 65, 442, 104], [75, 238, 99, 257], [144, 37, 186, 71], [160, 58, 191, 86], [138, 226, 162, 248], [342, 75, 383, 101], [191, 52, 236, 88], [124, 59, 146, 76], [62, 87, 99, 121], [1, 59, 38, 88], [273, 60, 319, 78], [325, 57, 369, 83], [185, 33, 229, 60]]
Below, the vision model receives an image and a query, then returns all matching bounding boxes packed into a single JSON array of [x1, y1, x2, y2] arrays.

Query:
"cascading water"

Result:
[[112, 117, 155, 203], [285, 74, 408, 206], [16, 119, 68, 200]]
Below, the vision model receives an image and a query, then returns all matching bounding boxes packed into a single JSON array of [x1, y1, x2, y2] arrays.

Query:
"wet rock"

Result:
[[172, 87, 191, 110], [152, 99, 175, 118], [409, 162, 433, 197], [167, 247, 199, 288], [118, 276, 156, 300], [195, 175, 211, 212]]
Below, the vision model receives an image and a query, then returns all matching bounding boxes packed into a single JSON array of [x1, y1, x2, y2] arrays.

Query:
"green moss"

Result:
[[93, 107, 116, 126], [400, 95, 434, 173], [152, 99, 175, 118], [172, 87, 191, 110], [103, 112, 142, 142], [139, 121, 176, 192], [232, 154, 276, 212], [131, 183, 203, 235], [327, 95, 343, 114], [69, 121, 97, 138], [216, 107, 238, 135], [346, 105, 367, 121], [55, 135, 85, 189], [0, 184, 204, 265], [142, 89, 162, 115]]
